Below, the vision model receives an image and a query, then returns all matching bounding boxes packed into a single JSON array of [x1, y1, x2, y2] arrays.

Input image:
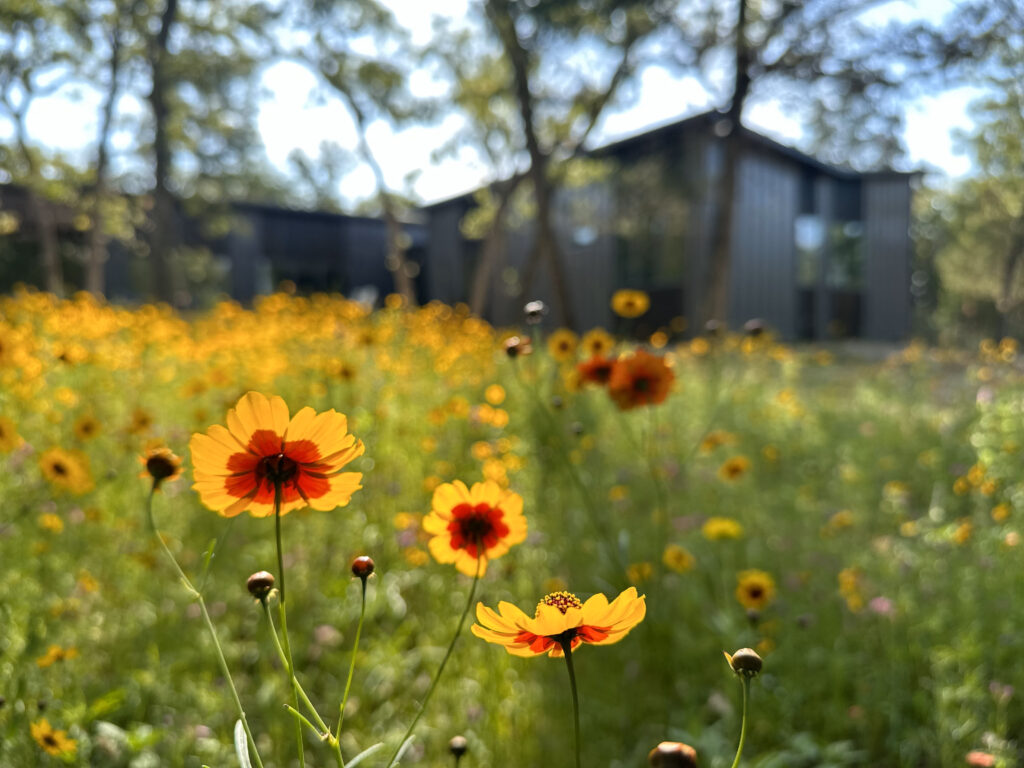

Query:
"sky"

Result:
[[4, 0, 979, 207]]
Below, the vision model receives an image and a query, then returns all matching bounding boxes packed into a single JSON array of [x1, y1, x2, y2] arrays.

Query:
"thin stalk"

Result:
[[729, 677, 750, 768], [559, 638, 582, 768], [385, 554, 482, 768], [261, 601, 332, 735], [274, 481, 306, 768], [145, 488, 265, 768], [335, 578, 367, 740]]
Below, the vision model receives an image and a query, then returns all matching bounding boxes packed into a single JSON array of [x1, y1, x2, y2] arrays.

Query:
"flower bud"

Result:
[[725, 647, 762, 677], [743, 318, 766, 337], [503, 336, 533, 358], [247, 571, 275, 600], [449, 735, 468, 758], [648, 741, 697, 767], [524, 300, 547, 325], [351, 555, 375, 579], [704, 319, 723, 336]]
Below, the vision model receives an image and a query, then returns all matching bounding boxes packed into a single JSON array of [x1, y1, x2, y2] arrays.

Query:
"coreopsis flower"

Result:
[[139, 446, 182, 490], [189, 392, 364, 517], [72, 414, 101, 441], [36, 644, 78, 668], [662, 544, 695, 573], [423, 480, 526, 576], [607, 350, 675, 410], [702, 516, 744, 540], [39, 448, 94, 495], [611, 289, 650, 318], [735, 570, 776, 611], [472, 587, 646, 657], [577, 355, 615, 386], [30, 719, 77, 758]]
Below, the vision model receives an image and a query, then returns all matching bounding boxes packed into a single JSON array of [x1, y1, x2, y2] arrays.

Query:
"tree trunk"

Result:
[[29, 192, 63, 296], [702, 0, 751, 329], [487, 0, 575, 327], [469, 178, 520, 316], [86, 12, 126, 298], [146, 0, 178, 304]]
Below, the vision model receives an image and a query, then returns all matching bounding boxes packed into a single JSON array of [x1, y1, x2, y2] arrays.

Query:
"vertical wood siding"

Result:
[[862, 178, 912, 340]]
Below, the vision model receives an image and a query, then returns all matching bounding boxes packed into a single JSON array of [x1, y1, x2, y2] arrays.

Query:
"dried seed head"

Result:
[[351, 555, 375, 580], [246, 571, 275, 600], [648, 741, 698, 768], [524, 300, 547, 324]]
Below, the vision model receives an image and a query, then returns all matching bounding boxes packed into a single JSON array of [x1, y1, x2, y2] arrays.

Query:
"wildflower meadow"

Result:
[[2, 287, 1022, 767]]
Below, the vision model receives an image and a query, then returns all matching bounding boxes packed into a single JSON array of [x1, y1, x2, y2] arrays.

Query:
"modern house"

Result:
[[422, 112, 918, 341]]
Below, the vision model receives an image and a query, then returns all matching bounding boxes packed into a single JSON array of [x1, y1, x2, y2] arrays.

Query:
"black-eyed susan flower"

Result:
[[39, 448, 94, 495], [547, 328, 579, 362], [189, 391, 364, 517], [472, 587, 646, 657], [581, 327, 615, 358], [30, 719, 77, 757], [607, 350, 675, 410], [611, 289, 650, 318], [72, 414, 101, 441], [735, 570, 776, 611], [423, 480, 526, 576], [718, 455, 751, 481], [662, 544, 695, 573]]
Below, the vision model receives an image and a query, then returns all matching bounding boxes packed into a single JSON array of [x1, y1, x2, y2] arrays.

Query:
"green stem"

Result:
[[285, 705, 322, 738], [335, 578, 367, 740], [559, 638, 582, 768], [729, 677, 750, 768], [274, 481, 306, 768], [385, 554, 482, 768], [261, 601, 332, 736], [145, 488, 265, 768]]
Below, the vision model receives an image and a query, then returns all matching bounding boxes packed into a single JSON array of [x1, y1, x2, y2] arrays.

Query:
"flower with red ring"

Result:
[[189, 392, 364, 518], [423, 480, 526, 576]]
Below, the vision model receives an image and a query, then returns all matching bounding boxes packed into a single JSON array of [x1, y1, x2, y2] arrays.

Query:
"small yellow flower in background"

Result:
[[77, 570, 100, 593], [718, 455, 751, 482], [627, 562, 653, 584], [420, 436, 438, 453], [581, 327, 615, 358], [1005, 531, 1020, 547], [967, 463, 986, 486], [422, 475, 442, 492], [402, 547, 430, 567], [735, 570, 776, 611], [838, 567, 864, 612], [39, 448, 94, 495], [900, 520, 919, 537], [762, 444, 780, 462], [393, 511, 420, 529], [471, 441, 493, 460], [482, 457, 509, 486], [608, 484, 629, 501], [423, 479, 526, 576], [702, 517, 744, 540], [980, 480, 997, 496], [689, 337, 710, 356], [953, 477, 970, 496], [662, 544, 695, 573], [39, 513, 64, 534], [36, 644, 79, 668], [699, 429, 737, 454], [31, 719, 77, 758], [992, 503, 1011, 522], [547, 328, 579, 362], [649, 331, 669, 349], [54, 386, 78, 407], [823, 509, 855, 535], [952, 519, 972, 545], [472, 587, 646, 657], [128, 408, 154, 435], [484, 384, 506, 405], [611, 289, 650, 318], [72, 414, 101, 441], [189, 392, 364, 518], [0, 416, 22, 452]]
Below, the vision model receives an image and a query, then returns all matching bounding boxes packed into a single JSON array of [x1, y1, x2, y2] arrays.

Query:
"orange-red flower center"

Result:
[[223, 429, 335, 505], [447, 502, 509, 557]]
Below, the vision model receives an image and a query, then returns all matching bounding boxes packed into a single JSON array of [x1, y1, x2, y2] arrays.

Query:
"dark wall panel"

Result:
[[863, 178, 912, 340]]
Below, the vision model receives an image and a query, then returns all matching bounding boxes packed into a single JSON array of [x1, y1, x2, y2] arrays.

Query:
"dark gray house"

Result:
[[422, 112, 918, 341]]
